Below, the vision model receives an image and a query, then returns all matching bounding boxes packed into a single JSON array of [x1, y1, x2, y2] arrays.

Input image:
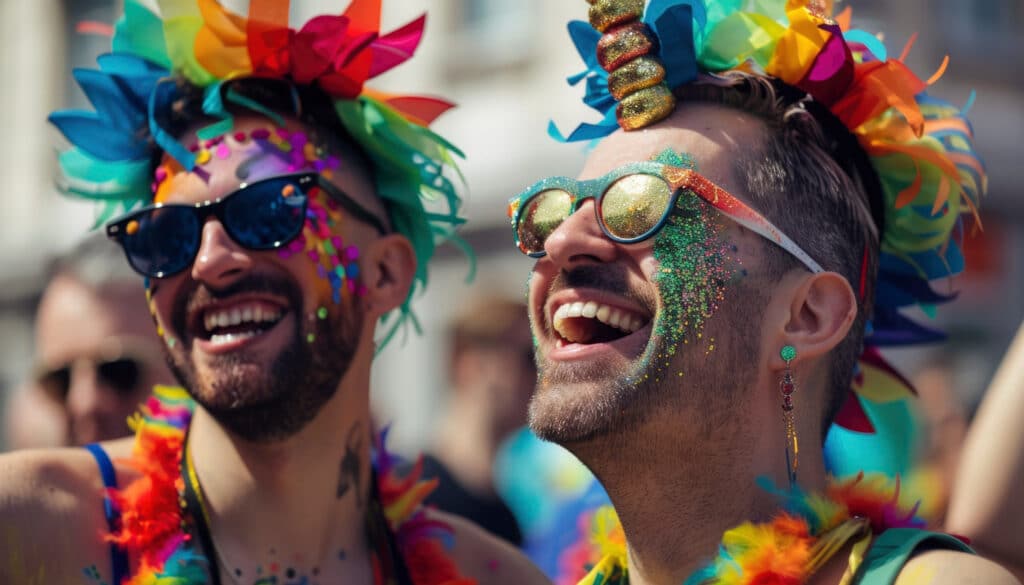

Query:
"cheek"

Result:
[[650, 205, 738, 345], [277, 193, 367, 305]]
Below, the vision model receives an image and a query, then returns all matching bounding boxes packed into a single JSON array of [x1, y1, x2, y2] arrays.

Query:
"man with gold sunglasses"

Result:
[[510, 1, 1017, 584], [0, 2, 547, 584]]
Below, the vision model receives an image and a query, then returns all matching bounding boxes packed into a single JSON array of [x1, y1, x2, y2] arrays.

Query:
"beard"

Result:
[[164, 274, 361, 443], [529, 211, 768, 445]]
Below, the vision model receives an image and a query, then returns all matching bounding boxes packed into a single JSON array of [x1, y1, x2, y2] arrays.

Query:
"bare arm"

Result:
[[946, 321, 1024, 576], [0, 446, 129, 584], [896, 550, 1021, 585], [432, 509, 552, 585]]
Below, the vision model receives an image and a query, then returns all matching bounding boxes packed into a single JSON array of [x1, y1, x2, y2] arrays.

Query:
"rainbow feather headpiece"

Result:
[[553, 0, 986, 439], [48, 0, 469, 348]]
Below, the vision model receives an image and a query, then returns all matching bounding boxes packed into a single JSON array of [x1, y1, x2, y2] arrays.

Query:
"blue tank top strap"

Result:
[[85, 443, 130, 585]]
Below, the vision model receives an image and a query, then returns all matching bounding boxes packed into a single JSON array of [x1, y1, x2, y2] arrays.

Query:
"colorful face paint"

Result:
[[277, 191, 366, 304], [151, 127, 365, 305], [647, 151, 739, 376]]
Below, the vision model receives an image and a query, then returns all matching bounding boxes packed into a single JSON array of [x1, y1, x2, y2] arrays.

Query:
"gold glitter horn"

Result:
[[587, 0, 676, 130]]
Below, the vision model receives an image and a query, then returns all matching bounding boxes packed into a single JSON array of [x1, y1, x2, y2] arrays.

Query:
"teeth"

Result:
[[609, 310, 622, 328], [203, 303, 283, 333], [551, 301, 648, 342], [209, 331, 259, 345]]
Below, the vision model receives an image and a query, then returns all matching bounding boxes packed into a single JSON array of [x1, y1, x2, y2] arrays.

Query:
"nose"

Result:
[[542, 199, 618, 268], [64, 361, 110, 443], [190, 219, 253, 287]]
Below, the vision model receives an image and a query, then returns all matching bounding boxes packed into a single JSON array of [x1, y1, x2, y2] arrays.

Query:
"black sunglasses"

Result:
[[36, 356, 144, 400], [106, 172, 387, 278]]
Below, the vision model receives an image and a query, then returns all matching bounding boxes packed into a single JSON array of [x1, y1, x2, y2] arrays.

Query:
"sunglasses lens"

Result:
[[225, 178, 308, 250], [122, 207, 201, 277], [518, 189, 573, 254], [599, 174, 674, 240], [38, 366, 71, 401], [98, 358, 141, 395]]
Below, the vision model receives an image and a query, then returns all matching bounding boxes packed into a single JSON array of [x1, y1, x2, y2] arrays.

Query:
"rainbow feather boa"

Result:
[[108, 386, 473, 585], [561, 473, 941, 585]]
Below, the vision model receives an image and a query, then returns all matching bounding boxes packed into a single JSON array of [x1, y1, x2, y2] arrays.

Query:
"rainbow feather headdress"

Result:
[[552, 0, 986, 441], [48, 0, 468, 348]]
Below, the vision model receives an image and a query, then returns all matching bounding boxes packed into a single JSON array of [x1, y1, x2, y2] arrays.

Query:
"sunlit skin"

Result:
[[147, 119, 383, 417], [525, 104, 863, 584], [527, 105, 778, 446]]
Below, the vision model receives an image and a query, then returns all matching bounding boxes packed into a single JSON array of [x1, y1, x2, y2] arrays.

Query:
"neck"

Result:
[[569, 404, 828, 585], [188, 364, 375, 581], [433, 396, 505, 495]]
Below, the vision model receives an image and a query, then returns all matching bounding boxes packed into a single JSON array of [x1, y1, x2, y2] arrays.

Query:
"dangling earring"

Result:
[[780, 345, 798, 488]]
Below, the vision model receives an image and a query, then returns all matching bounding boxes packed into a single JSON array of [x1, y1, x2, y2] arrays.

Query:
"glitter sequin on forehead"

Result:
[[151, 127, 341, 203]]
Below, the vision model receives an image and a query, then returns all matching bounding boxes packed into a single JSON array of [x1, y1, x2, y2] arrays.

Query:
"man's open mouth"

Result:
[[193, 299, 287, 346], [551, 301, 651, 345]]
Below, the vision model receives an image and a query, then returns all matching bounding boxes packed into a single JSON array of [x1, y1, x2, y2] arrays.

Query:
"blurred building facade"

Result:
[[0, 0, 1020, 451]]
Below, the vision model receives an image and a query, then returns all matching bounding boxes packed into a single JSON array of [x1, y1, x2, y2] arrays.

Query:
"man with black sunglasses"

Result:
[[4, 233, 175, 449], [509, 1, 1017, 584], [0, 2, 545, 585]]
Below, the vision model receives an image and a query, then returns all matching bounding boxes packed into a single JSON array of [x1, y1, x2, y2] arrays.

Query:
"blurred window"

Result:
[[62, 0, 117, 108], [444, 0, 539, 80], [932, 0, 1023, 67]]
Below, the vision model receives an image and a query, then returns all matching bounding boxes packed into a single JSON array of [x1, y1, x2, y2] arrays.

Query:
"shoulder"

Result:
[[895, 550, 1021, 585], [428, 509, 551, 585], [0, 440, 137, 583]]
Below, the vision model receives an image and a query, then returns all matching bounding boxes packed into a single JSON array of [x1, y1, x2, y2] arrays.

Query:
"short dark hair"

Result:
[[676, 72, 880, 436]]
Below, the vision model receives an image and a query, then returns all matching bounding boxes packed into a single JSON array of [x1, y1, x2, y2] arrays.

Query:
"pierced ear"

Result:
[[360, 234, 416, 317], [769, 271, 858, 371]]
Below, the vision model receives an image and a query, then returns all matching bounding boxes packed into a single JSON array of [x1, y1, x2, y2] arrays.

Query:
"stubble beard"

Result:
[[528, 285, 763, 447], [164, 276, 362, 443]]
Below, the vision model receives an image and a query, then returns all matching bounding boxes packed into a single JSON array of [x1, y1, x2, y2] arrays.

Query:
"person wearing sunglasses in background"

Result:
[[508, 1, 1016, 584], [4, 233, 175, 450], [0, 2, 546, 585]]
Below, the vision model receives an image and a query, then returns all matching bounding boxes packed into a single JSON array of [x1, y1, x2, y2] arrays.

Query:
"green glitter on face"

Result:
[[317, 307, 328, 320], [306, 333, 316, 344], [651, 193, 734, 351]]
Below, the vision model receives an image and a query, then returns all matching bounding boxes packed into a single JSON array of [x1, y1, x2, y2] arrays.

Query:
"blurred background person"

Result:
[[3, 233, 174, 448], [418, 295, 535, 545], [947, 320, 1024, 580]]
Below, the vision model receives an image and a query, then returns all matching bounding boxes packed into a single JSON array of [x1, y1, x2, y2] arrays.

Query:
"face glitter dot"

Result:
[[317, 307, 328, 320]]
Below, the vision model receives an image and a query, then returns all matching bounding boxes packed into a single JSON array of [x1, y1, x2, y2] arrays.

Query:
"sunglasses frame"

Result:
[[106, 172, 388, 278], [508, 162, 824, 274]]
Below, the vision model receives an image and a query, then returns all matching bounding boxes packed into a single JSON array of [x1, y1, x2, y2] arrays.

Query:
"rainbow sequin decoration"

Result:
[[561, 473, 938, 585]]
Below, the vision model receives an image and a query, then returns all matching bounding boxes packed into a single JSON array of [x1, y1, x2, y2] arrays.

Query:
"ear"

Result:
[[768, 271, 858, 371], [359, 234, 416, 318]]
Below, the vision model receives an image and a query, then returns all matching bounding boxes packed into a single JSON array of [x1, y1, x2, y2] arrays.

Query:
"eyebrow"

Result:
[[665, 167, 824, 274]]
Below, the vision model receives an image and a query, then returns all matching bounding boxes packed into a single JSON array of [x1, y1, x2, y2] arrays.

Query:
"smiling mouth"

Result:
[[194, 300, 287, 347], [551, 301, 651, 345]]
